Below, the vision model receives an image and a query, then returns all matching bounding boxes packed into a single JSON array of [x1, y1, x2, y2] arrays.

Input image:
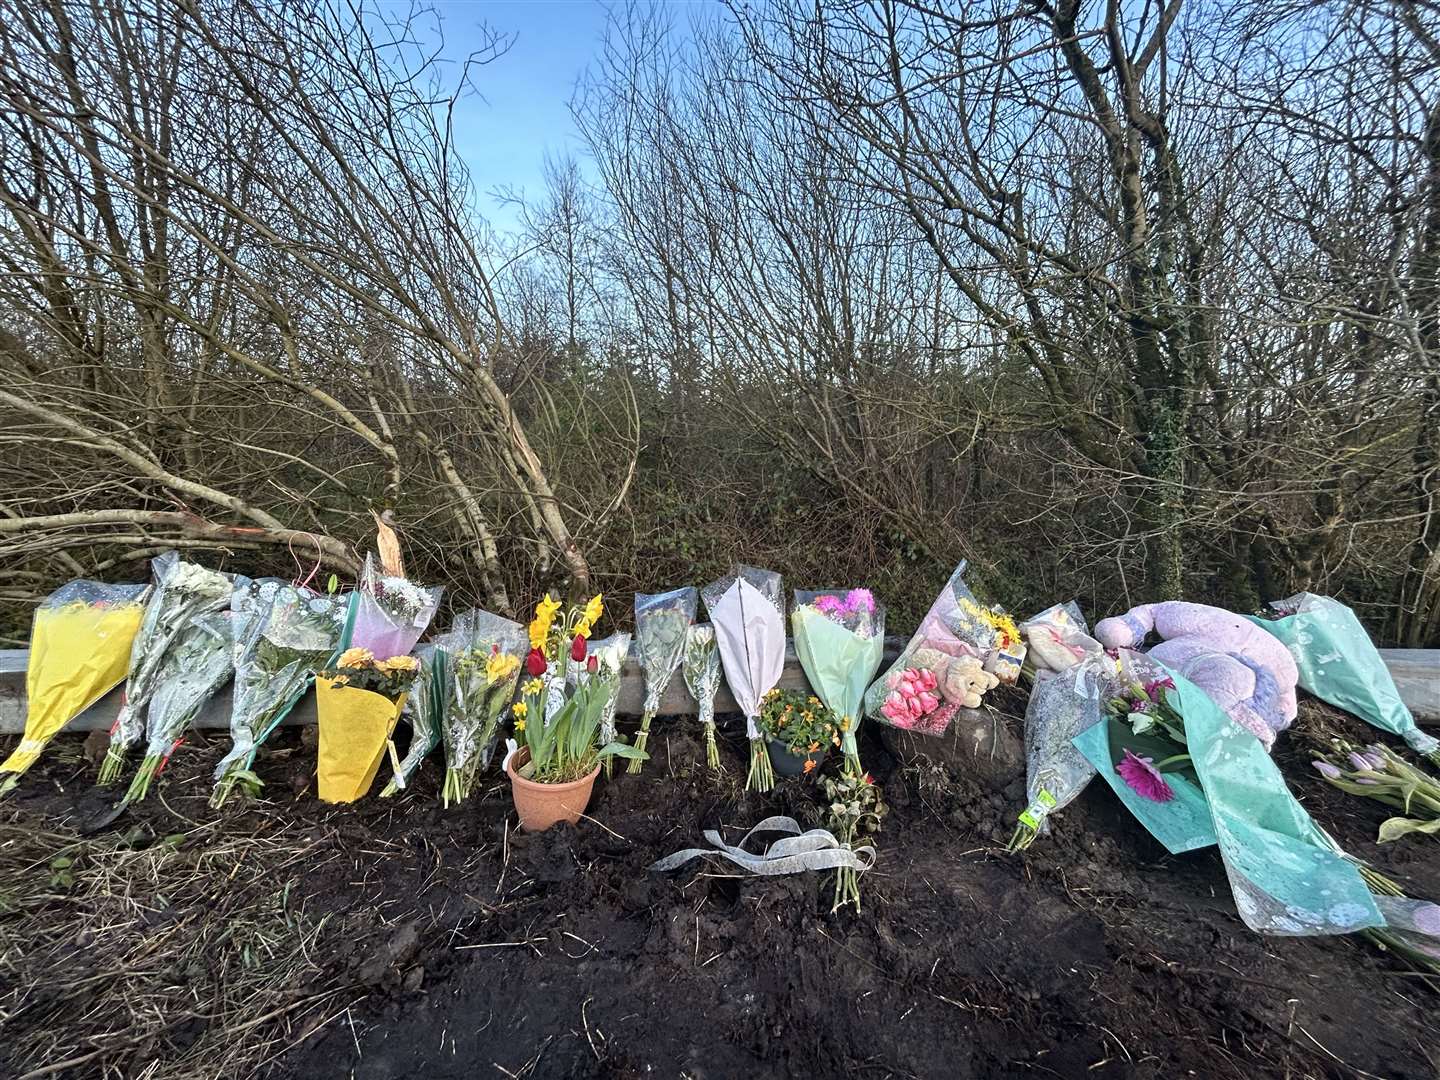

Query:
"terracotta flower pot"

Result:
[[506, 747, 601, 832]]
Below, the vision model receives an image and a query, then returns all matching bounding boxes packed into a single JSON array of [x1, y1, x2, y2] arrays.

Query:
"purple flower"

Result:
[[844, 588, 876, 614], [813, 595, 843, 616], [1348, 751, 1377, 773], [1130, 698, 1153, 713], [1116, 749, 1175, 803], [1312, 760, 1342, 780], [1143, 676, 1176, 701]]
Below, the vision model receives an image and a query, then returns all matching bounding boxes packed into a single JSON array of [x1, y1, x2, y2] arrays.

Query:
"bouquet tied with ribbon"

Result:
[[98, 552, 231, 785], [124, 611, 235, 803]]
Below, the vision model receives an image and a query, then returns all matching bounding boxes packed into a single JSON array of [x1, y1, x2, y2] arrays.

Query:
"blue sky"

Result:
[[433, 1, 605, 230]]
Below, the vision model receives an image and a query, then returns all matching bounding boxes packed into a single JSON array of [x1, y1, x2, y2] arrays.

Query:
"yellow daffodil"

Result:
[[575, 593, 604, 637], [514, 718, 526, 733], [338, 647, 374, 670], [522, 677, 545, 697], [529, 593, 561, 650], [512, 701, 528, 718]]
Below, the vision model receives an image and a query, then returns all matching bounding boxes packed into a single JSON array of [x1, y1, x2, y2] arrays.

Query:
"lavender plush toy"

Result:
[[1095, 601, 1299, 750]]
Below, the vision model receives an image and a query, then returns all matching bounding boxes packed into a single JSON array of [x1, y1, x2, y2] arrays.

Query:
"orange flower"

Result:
[[802, 758, 817, 774], [807, 742, 820, 753]]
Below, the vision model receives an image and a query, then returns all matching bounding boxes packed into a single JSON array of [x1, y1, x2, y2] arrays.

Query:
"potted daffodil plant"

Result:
[[506, 593, 646, 830]]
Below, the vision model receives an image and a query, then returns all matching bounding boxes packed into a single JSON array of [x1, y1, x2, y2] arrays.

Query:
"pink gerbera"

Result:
[[1116, 749, 1175, 803]]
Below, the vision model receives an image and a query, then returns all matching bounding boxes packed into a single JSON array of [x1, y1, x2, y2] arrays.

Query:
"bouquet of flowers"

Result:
[[437, 609, 525, 807], [346, 553, 441, 659], [630, 587, 697, 774], [702, 566, 786, 793], [97, 552, 232, 785], [792, 588, 884, 779], [864, 562, 1019, 734], [380, 644, 448, 797], [1104, 669, 1194, 804], [820, 770, 885, 912], [1009, 602, 1114, 850], [0, 580, 148, 793], [211, 578, 348, 807], [124, 611, 234, 803], [1311, 742, 1440, 843], [585, 633, 631, 778], [315, 647, 419, 803], [683, 624, 724, 770]]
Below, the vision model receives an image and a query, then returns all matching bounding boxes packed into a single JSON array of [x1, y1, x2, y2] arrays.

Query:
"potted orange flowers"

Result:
[[315, 647, 419, 803], [756, 688, 839, 777]]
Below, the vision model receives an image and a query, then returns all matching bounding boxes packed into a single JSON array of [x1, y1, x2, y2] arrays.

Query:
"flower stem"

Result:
[[628, 713, 653, 775], [96, 744, 129, 786], [704, 723, 722, 771], [746, 738, 774, 793]]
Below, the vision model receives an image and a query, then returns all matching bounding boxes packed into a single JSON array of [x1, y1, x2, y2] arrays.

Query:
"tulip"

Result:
[[570, 633, 587, 663], [525, 648, 547, 677], [587, 654, 599, 674]]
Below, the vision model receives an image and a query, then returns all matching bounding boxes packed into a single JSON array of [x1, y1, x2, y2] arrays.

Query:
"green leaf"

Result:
[[326, 573, 339, 595], [597, 742, 648, 760], [1377, 815, 1440, 843]]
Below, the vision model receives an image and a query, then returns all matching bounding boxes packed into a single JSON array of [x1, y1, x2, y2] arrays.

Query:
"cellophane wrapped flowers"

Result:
[[0, 580, 147, 794], [124, 611, 234, 803], [436, 609, 526, 807], [211, 579, 347, 807], [702, 566, 786, 793], [98, 552, 231, 785], [347, 553, 441, 660], [792, 588, 884, 779], [864, 562, 1018, 735], [585, 633, 631, 777], [380, 644, 448, 797], [683, 624, 724, 770], [630, 588, 697, 774]]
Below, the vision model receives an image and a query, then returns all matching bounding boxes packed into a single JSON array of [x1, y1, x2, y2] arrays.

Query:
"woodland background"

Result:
[[0, 0, 1436, 645]]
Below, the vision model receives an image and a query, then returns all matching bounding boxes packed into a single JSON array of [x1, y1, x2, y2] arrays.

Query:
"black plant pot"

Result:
[[767, 738, 825, 778]]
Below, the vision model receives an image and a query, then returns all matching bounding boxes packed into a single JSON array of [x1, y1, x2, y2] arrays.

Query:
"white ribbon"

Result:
[[650, 815, 875, 876]]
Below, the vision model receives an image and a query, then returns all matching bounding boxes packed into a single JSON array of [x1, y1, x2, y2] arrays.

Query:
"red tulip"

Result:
[[570, 634, 587, 663], [525, 648, 547, 677], [587, 654, 599, 674]]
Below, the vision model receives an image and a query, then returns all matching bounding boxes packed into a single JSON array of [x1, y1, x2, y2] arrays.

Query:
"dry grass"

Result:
[[0, 809, 357, 1080]]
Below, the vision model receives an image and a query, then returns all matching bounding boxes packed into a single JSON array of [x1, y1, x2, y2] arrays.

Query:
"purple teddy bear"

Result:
[[1095, 601, 1299, 750]]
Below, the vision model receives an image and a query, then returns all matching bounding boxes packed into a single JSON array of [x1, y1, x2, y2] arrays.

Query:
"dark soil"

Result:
[[2, 695, 1437, 1080]]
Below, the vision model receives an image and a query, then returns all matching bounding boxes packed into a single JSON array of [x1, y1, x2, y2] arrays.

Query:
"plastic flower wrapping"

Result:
[[98, 551, 232, 785], [436, 608, 526, 806], [1008, 602, 1115, 849], [683, 624, 724, 770], [124, 611, 235, 803], [381, 644, 448, 797], [0, 580, 148, 792], [347, 554, 441, 661], [314, 648, 418, 804], [629, 587, 697, 774], [791, 589, 884, 778], [864, 561, 1021, 735], [702, 565, 786, 793], [211, 578, 349, 807], [1248, 593, 1440, 764], [584, 632, 631, 777]]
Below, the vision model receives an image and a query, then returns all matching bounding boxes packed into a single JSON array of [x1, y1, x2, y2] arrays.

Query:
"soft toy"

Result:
[[1094, 601, 1299, 749], [948, 654, 1001, 708]]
